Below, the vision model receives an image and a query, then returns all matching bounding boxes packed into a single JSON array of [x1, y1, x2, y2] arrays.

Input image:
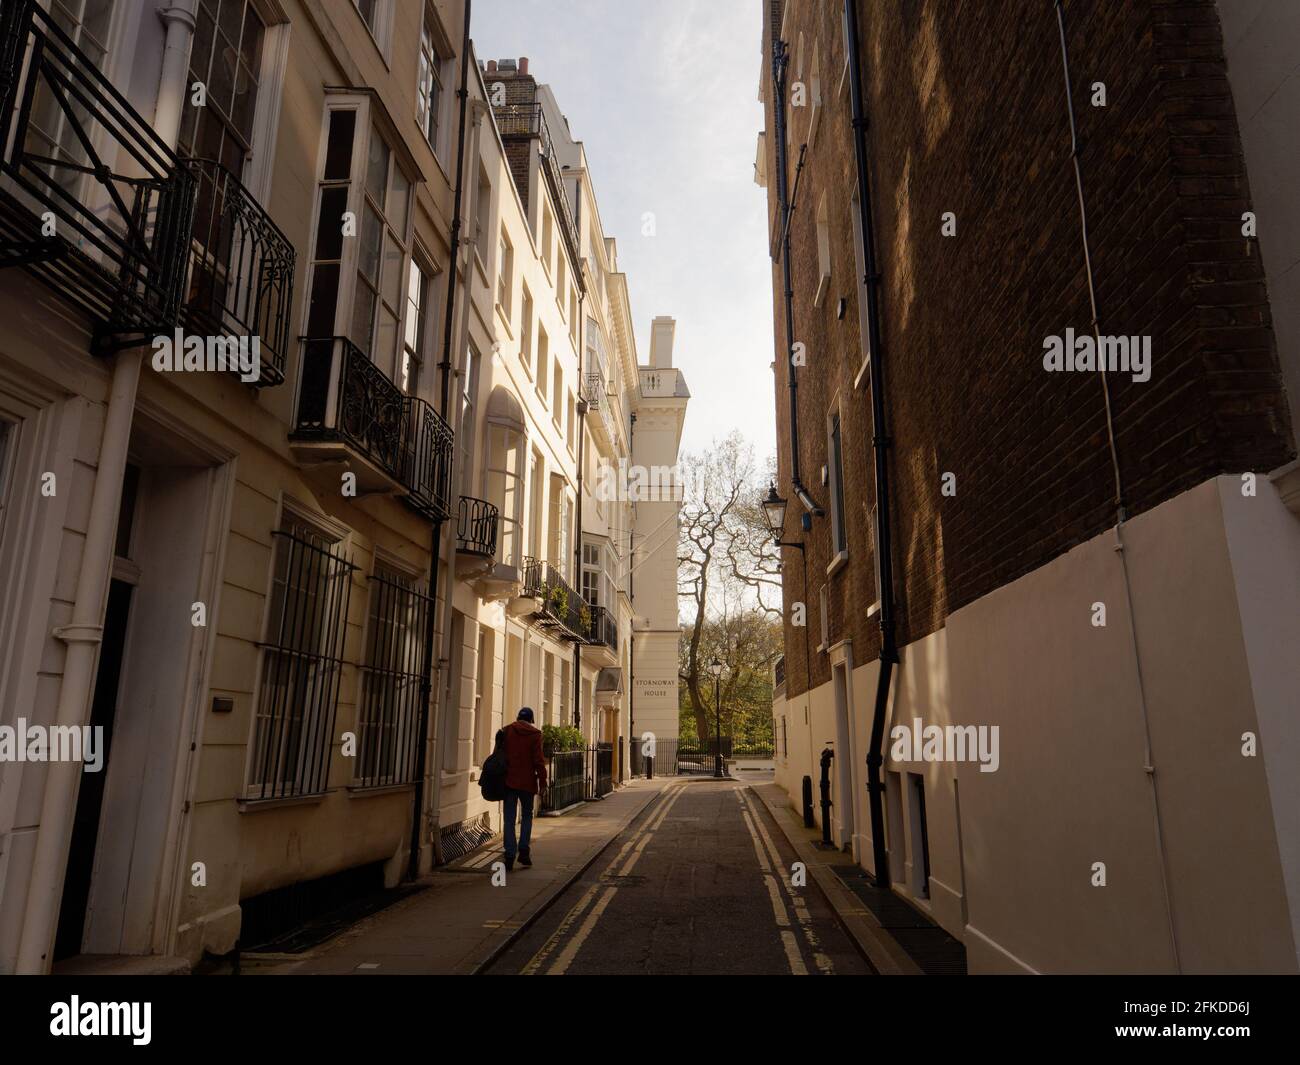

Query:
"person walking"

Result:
[[501, 707, 547, 871]]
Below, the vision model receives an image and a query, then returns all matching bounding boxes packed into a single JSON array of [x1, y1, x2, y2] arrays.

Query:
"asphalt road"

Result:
[[484, 779, 873, 975]]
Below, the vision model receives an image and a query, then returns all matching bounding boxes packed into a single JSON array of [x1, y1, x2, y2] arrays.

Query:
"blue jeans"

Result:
[[503, 788, 535, 859]]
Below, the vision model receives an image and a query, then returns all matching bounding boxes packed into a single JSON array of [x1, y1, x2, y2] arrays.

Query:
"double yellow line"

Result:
[[522, 783, 688, 975]]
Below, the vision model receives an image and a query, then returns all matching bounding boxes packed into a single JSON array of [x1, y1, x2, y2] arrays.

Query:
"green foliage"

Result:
[[542, 724, 584, 754]]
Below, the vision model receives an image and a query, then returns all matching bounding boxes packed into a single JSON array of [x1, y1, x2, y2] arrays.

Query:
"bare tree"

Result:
[[677, 433, 780, 743]]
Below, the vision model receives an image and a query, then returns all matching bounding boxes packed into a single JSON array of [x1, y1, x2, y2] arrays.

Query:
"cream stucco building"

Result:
[[0, 2, 684, 973]]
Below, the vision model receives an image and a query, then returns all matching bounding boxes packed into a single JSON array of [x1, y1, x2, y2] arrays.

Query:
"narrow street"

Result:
[[485, 781, 871, 976]]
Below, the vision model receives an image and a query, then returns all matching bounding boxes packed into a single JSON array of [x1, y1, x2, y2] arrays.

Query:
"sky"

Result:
[[473, 0, 776, 463]]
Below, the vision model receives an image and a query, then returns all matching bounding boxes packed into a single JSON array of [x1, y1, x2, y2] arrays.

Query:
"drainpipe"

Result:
[[770, 37, 820, 517], [15, 0, 198, 972], [844, 0, 895, 887], [574, 285, 586, 733], [411, 0, 472, 879]]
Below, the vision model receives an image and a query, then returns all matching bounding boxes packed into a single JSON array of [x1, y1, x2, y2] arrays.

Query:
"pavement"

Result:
[[250, 778, 669, 975], [243, 773, 912, 976]]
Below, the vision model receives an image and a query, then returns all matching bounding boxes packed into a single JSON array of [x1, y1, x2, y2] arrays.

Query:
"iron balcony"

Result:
[[456, 495, 500, 558], [0, 0, 194, 349], [586, 604, 618, 653], [0, 1, 296, 373], [291, 336, 455, 521], [180, 158, 296, 386], [521, 556, 590, 643]]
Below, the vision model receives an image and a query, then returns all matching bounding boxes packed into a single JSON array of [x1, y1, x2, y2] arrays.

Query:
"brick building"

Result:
[[759, 0, 1300, 973]]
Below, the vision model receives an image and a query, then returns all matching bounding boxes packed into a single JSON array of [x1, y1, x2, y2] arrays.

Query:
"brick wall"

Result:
[[763, 0, 1295, 700]]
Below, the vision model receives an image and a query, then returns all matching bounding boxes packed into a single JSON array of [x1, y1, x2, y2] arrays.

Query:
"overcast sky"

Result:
[[473, 0, 776, 463]]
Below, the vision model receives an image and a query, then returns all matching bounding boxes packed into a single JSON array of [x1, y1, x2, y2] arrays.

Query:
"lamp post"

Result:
[[709, 657, 725, 778]]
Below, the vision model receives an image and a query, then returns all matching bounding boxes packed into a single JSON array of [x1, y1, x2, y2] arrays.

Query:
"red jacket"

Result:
[[502, 720, 547, 794]]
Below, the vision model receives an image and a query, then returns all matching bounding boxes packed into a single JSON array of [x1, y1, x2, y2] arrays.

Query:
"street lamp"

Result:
[[708, 657, 725, 778], [762, 482, 804, 551]]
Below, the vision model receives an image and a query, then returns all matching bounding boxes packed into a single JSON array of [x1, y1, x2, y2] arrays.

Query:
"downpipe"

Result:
[[845, 0, 896, 888]]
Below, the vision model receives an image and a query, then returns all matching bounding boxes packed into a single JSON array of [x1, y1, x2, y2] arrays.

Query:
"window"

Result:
[[581, 541, 602, 608], [497, 229, 513, 317], [828, 409, 847, 560], [442, 612, 466, 773], [417, 6, 450, 157], [527, 448, 544, 559], [815, 193, 831, 308], [458, 344, 481, 497], [352, 127, 412, 377], [401, 258, 430, 395], [536, 325, 549, 397], [474, 628, 494, 764], [305, 108, 355, 339], [520, 286, 533, 375], [541, 206, 554, 273], [249, 517, 354, 799], [474, 165, 491, 267], [552, 365, 563, 427], [356, 565, 430, 787], [486, 423, 523, 567], [354, 0, 392, 48], [179, 0, 267, 178], [569, 290, 579, 345], [27, 0, 115, 201], [549, 473, 568, 572], [542, 651, 554, 724], [557, 255, 567, 310], [566, 391, 576, 453], [306, 105, 414, 384]]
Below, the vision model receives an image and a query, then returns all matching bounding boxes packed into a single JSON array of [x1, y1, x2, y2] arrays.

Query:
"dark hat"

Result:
[[517, 707, 535, 723]]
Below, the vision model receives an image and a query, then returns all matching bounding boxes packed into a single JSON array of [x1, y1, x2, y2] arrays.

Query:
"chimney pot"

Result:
[[487, 59, 497, 72], [519, 57, 529, 75]]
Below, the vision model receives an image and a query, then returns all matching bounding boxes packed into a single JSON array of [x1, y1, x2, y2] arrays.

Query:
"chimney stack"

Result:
[[519, 56, 529, 75], [486, 59, 497, 72], [649, 316, 676, 369]]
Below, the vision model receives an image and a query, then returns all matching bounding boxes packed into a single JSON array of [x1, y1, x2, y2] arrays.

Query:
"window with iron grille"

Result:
[[248, 521, 355, 799], [355, 565, 431, 787]]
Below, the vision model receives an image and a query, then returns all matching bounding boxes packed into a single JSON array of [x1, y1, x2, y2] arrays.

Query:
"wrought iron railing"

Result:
[[456, 495, 499, 557], [492, 102, 580, 274], [248, 529, 356, 800], [0, 0, 194, 347], [522, 556, 590, 641], [586, 744, 613, 799], [294, 336, 407, 478], [293, 338, 455, 521], [401, 395, 454, 521], [541, 749, 585, 812], [181, 158, 295, 386], [586, 605, 618, 651]]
